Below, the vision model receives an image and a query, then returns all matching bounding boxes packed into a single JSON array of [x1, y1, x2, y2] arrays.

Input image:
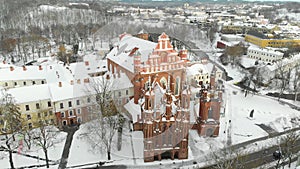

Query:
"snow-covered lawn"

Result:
[[189, 81, 300, 160], [0, 131, 66, 169]]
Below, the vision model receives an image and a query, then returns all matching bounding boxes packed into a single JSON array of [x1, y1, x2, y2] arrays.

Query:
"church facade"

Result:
[[107, 32, 223, 162]]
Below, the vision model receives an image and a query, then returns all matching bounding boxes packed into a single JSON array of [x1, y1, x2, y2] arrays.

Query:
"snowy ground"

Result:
[[0, 82, 299, 169], [0, 19, 299, 168], [65, 81, 299, 168], [0, 131, 66, 169]]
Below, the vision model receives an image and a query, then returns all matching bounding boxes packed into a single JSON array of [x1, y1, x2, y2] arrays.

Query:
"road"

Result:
[[204, 137, 300, 169]]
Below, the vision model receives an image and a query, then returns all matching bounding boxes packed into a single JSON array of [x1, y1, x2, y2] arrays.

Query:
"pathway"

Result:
[[58, 125, 79, 169]]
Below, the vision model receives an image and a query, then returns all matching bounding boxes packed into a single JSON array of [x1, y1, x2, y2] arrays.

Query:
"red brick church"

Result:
[[107, 32, 222, 162]]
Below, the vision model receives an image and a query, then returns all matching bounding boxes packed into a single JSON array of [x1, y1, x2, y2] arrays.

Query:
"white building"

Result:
[[186, 61, 223, 88], [261, 53, 300, 82], [0, 55, 133, 129], [247, 46, 284, 64]]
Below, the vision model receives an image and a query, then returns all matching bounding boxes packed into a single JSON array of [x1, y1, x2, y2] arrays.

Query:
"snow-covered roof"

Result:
[[39, 5, 68, 11], [112, 73, 133, 90], [186, 63, 218, 76], [92, 72, 133, 91], [0, 66, 47, 81], [218, 40, 241, 47], [45, 64, 74, 84], [124, 99, 141, 123], [106, 34, 157, 73], [266, 53, 300, 72], [48, 81, 92, 102], [240, 57, 258, 69], [221, 34, 244, 41], [7, 84, 51, 104], [248, 46, 284, 56], [83, 54, 107, 74], [68, 62, 90, 80], [0, 62, 14, 69]]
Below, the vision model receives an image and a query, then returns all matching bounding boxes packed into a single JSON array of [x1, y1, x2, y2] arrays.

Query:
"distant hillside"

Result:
[[120, 0, 244, 2]]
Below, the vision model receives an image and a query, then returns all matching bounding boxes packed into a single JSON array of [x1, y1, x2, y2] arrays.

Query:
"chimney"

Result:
[[202, 90, 208, 99], [38, 65, 43, 70], [23, 66, 27, 71], [218, 91, 222, 101], [85, 61, 89, 66], [70, 80, 74, 85], [10, 66, 14, 71], [201, 57, 208, 65], [84, 78, 90, 83], [77, 79, 81, 84], [137, 114, 140, 122], [106, 74, 110, 80], [58, 82, 62, 87]]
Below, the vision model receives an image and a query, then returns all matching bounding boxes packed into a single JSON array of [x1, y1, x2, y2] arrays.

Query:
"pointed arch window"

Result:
[[175, 77, 180, 95], [208, 107, 213, 119], [160, 77, 167, 88]]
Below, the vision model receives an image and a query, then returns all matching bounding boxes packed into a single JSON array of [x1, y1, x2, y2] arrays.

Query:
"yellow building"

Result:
[[0, 85, 56, 133], [0, 65, 46, 89], [245, 31, 300, 48]]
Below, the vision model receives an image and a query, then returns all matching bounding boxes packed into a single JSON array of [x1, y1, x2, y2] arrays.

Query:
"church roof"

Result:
[[107, 34, 157, 73]]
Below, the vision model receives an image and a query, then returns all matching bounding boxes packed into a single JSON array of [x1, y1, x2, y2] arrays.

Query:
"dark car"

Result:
[[273, 150, 282, 160]]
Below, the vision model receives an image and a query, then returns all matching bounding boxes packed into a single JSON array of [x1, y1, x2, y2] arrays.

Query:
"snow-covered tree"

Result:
[[83, 76, 124, 161], [0, 91, 23, 169], [30, 113, 59, 168]]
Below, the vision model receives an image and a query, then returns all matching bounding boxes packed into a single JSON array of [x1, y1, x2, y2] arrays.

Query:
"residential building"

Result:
[[245, 31, 300, 48], [186, 62, 223, 88], [247, 46, 284, 64]]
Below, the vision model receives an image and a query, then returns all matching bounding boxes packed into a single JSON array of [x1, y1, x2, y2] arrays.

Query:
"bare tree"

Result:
[[275, 60, 289, 101], [209, 145, 246, 169], [280, 131, 300, 168], [292, 64, 300, 102], [225, 43, 246, 66], [207, 23, 217, 47], [30, 110, 59, 168], [82, 76, 124, 161], [0, 91, 23, 169]]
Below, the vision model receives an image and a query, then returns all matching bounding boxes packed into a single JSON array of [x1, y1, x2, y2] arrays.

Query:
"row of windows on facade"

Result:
[[25, 101, 52, 111], [4, 80, 45, 87], [59, 99, 82, 109], [118, 90, 129, 97], [249, 56, 276, 63], [268, 41, 291, 45], [27, 119, 55, 129], [55, 93, 128, 110], [25, 99, 82, 111], [62, 117, 82, 126], [25, 108, 82, 123], [60, 108, 81, 118], [24, 90, 131, 112], [26, 111, 54, 120], [248, 50, 280, 57]]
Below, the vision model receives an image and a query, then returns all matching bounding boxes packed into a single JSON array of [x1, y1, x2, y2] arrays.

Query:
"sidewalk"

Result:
[[58, 125, 79, 169]]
